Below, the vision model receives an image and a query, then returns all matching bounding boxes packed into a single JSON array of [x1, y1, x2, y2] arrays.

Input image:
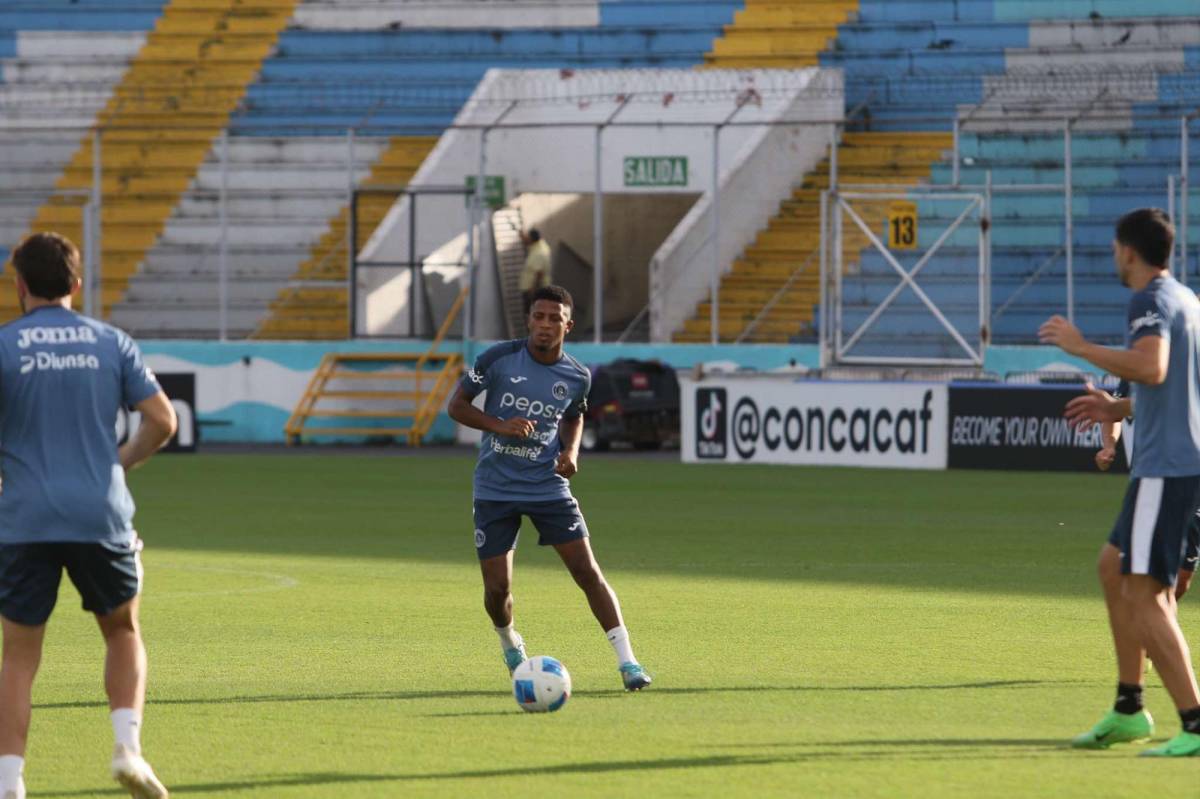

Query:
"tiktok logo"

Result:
[[696, 388, 727, 460]]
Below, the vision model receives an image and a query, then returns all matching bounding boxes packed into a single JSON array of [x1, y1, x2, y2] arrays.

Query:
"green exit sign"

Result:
[[623, 156, 688, 187], [465, 175, 506, 208]]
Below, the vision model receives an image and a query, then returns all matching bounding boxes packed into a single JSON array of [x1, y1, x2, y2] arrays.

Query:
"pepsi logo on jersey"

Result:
[[499, 392, 562, 420]]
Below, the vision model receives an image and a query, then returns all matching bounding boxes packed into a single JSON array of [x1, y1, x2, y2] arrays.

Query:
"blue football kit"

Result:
[[0, 306, 162, 624], [459, 339, 592, 560], [1108, 275, 1200, 586]]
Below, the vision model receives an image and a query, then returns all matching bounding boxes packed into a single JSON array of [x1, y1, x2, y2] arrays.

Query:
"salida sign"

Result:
[[682, 378, 947, 469]]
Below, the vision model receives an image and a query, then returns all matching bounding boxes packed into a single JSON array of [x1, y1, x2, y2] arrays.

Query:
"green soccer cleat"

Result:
[[1071, 709, 1154, 749], [503, 639, 528, 675], [1140, 731, 1200, 757], [620, 662, 652, 692]]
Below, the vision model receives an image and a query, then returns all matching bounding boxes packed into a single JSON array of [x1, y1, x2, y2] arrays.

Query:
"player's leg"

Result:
[[1125, 575, 1200, 756], [65, 541, 166, 797], [1121, 476, 1200, 757], [1098, 543, 1146, 686], [1072, 483, 1153, 748], [475, 501, 525, 673], [0, 544, 63, 798], [532, 499, 651, 691], [0, 620, 43, 799]]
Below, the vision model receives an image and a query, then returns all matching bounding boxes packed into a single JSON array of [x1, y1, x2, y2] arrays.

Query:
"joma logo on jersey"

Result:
[[499, 392, 561, 419], [1130, 311, 1164, 335], [17, 325, 98, 349]]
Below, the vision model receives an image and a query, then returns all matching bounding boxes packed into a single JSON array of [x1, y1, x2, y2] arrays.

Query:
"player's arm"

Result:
[[447, 386, 534, 438], [556, 415, 582, 479], [1039, 316, 1168, 385], [1065, 383, 1133, 431], [1097, 419, 1121, 471], [119, 391, 177, 472]]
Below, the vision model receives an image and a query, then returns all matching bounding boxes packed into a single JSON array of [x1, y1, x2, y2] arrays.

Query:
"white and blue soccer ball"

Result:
[[512, 656, 572, 713]]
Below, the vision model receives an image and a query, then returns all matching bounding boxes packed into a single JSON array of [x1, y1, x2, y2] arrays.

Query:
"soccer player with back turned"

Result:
[[447, 285, 651, 691], [0, 234, 176, 796], [1040, 208, 1200, 756]]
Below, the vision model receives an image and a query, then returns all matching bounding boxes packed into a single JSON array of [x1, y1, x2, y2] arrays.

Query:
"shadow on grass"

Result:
[[35, 679, 1085, 711], [38, 745, 1070, 797]]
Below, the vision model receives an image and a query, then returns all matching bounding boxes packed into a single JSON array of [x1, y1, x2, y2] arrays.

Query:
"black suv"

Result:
[[581, 359, 680, 451]]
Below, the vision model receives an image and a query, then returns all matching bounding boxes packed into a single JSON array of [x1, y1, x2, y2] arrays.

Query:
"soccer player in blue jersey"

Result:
[[0, 234, 176, 797], [447, 285, 651, 692], [1040, 208, 1200, 756]]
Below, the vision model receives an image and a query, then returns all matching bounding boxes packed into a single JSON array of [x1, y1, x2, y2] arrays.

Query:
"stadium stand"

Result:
[[108, 0, 740, 338], [676, 0, 1200, 354]]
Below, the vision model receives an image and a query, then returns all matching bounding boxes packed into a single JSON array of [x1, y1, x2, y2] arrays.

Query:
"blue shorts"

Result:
[[1109, 476, 1200, 587], [0, 539, 143, 626], [473, 498, 589, 560]]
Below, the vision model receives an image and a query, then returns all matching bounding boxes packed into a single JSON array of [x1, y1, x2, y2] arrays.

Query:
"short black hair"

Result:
[[527, 228, 541, 243], [11, 232, 81, 300], [1115, 208, 1174, 268], [530, 284, 573, 311]]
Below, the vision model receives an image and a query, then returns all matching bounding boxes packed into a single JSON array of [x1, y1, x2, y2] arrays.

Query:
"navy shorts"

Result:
[[1109, 476, 1200, 587], [0, 539, 143, 626], [473, 498, 589, 560]]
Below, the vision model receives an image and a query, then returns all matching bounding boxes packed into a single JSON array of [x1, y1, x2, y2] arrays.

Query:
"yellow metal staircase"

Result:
[[284, 286, 469, 445], [15, 0, 300, 324], [253, 137, 438, 339], [675, 132, 952, 343]]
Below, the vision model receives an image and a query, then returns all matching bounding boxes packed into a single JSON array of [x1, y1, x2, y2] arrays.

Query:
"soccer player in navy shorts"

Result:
[[1041, 208, 1200, 756], [0, 234, 176, 796], [448, 285, 651, 691], [1086, 380, 1200, 597]]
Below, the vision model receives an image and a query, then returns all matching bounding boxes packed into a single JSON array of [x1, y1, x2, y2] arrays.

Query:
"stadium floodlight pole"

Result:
[[1182, 115, 1190, 287], [710, 123, 720, 345], [90, 129, 101, 320], [1063, 119, 1074, 324], [952, 118, 960, 186], [345, 128, 356, 338], [218, 129, 229, 341], [595, 94, 634, 345], [1169, 174, 1178, 274], [819, 189, 829, 367]]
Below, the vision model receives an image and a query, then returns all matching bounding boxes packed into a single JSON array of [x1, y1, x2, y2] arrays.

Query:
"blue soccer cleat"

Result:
[[503, 636, 528, 674], [620, 662, 652, 692]]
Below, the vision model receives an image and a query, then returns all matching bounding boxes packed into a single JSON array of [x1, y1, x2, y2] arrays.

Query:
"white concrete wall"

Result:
[[650, 70, 841, 340], [292, 0, 599, 30], [360, 68, 842, 339]]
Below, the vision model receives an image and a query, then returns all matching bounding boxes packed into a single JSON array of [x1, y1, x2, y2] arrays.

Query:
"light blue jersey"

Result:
[[460, 340, 591, 502], [0, 306, 161, 544], [1126, 274, 1200, 478]]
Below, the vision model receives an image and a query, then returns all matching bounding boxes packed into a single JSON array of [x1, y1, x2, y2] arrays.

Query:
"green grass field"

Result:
[[22, 452, 1200, 797]]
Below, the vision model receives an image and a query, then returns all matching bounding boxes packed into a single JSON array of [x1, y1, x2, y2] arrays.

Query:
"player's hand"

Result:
[[1065, 383, 1122, 430], [1038, 315, 1087, 355], [555, 451, 578, 479], [1095, 446, 1117, 471], [494, 417, 536, 438]]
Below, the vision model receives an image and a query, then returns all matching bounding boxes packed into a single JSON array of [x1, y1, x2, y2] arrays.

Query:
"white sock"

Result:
[[111, 708, 142, 755], [0, 755, 23, 793], [495, 623, 522, 652], [606, 625, 637, 667]]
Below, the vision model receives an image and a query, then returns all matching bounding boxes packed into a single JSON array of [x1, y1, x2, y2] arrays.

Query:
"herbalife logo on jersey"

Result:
[[695, 388, 727, 459]]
